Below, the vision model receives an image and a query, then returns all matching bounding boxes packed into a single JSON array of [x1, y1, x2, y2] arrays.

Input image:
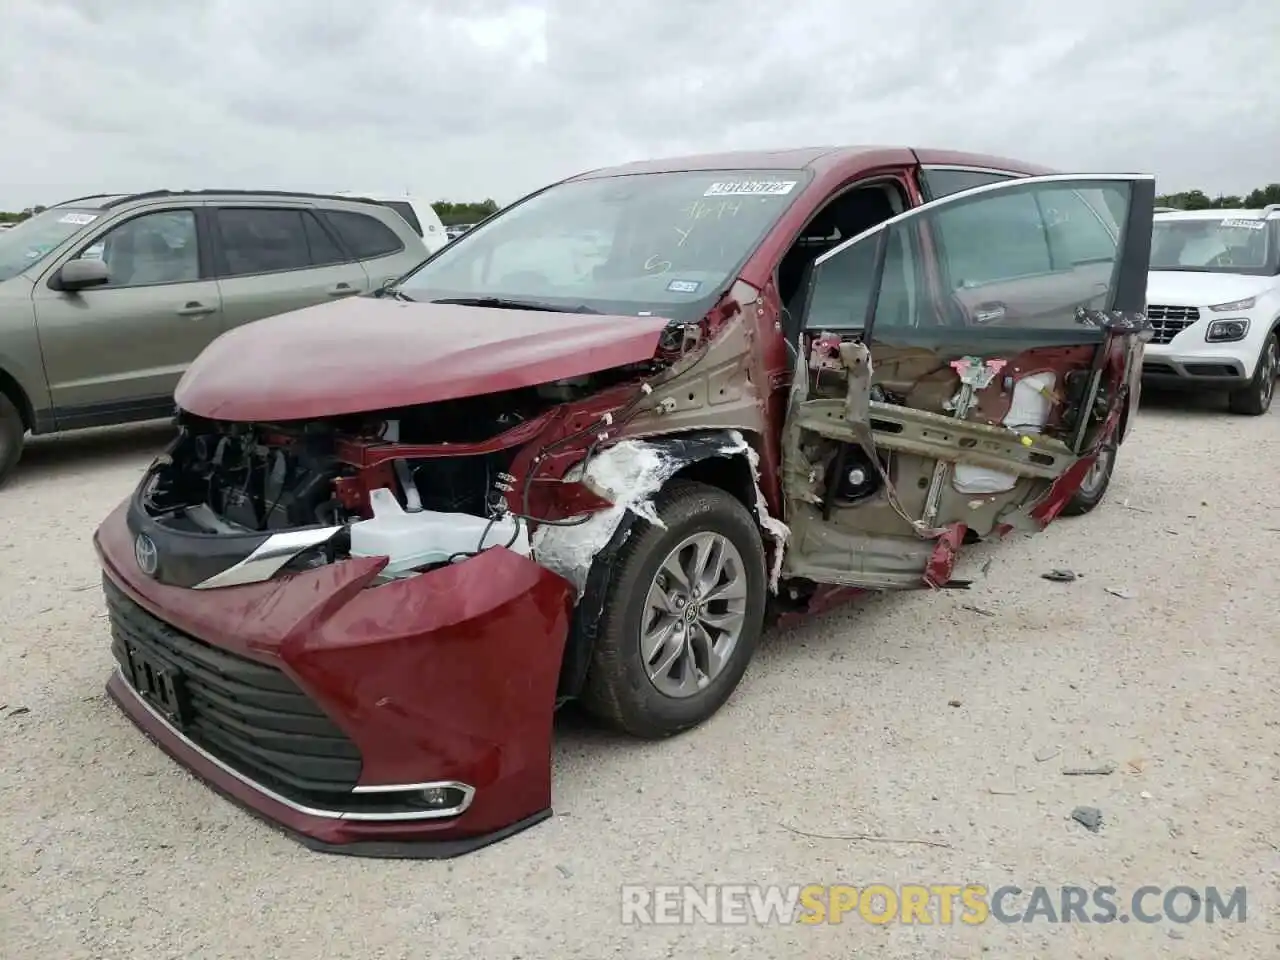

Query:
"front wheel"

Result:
[[1227, 332, 1277, 416], [580, 480, 767, 740]]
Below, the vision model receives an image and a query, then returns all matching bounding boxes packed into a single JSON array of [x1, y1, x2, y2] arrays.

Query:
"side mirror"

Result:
[[51, 258, 110, 292]]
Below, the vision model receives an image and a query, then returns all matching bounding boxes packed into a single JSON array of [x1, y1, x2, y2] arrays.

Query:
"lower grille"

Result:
[[105, 577, 362, 804], [1184, 363, 1240, 378], [1146, 304, 1200, 345]]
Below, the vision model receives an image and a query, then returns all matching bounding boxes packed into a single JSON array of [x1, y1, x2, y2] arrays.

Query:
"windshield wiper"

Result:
[[429, 296, 600, 314], [373, 283, 415, 301]]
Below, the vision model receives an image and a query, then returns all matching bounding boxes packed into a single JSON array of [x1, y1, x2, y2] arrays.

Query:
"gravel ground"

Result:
[[1, 392, 1277, 959]]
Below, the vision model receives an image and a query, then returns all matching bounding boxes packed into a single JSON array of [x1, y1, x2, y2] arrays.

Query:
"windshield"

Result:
[[396, 170, 812, 320], [0, 207, 102, 282], [1150, 216, 1277, 275]]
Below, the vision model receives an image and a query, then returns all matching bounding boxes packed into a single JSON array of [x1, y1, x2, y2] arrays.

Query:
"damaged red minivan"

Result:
[[96, 147, 1154, 857]]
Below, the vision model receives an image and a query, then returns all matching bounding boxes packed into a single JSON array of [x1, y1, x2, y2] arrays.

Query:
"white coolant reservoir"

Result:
[[952, 371, 1057, 495], [348, 488, 530, 577]]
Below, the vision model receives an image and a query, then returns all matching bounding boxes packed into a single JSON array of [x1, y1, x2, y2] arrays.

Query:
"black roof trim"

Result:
[[52, 194, 122, 208], [97, 189, 386, 210]]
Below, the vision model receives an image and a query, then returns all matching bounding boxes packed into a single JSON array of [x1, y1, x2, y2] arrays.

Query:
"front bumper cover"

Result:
[[1141, 350, 1248, 387], [96, 499, 576, 858]]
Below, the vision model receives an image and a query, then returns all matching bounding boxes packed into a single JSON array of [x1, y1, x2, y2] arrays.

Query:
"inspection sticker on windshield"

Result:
[[58, 213, 98, 225], [666, 279, 702, 293], [704, 180, 797, 197], [1220, 218, 1265, 230]]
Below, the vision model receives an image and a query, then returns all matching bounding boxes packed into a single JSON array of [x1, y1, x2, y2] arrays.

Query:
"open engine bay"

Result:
[[136, 371, 645, 580]]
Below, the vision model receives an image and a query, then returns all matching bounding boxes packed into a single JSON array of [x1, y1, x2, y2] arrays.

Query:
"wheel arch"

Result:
[[0, 365, 35, 433], [554, 429, 768, 701]]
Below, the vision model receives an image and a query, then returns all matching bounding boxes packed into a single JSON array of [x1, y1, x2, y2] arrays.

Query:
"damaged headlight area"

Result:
[[132, 380, 636, 589]]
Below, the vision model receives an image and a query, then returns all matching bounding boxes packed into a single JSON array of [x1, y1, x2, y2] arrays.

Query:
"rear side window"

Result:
[[215, 208, 352, 276], [322, 210, 405, 259], [921, 169, 1016, 201], [302, 213, 348, 266], [1038, 187, 1119, 268], [381, 201, 423, 236], [934, 190, 1052, 284]]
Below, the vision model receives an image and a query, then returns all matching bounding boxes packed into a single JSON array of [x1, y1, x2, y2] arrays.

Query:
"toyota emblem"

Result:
[[134, 533, 158, 577]]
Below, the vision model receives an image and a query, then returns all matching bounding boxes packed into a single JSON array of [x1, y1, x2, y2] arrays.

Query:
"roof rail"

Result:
[[50, 194, 120, 208], [99, 189, 386, 209]]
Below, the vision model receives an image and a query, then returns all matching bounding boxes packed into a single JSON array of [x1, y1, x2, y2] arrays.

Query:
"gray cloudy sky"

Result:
[[2, 0, 1278, 210]]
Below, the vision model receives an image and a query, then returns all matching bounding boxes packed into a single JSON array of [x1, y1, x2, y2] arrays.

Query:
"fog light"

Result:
[[1206, 319, 1249, 342], [419, 787, 455, 808], [396, 783, 473, 814]]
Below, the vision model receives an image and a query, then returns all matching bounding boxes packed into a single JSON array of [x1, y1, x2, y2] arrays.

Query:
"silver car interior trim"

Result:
[[114, 668, 475, 821], [920, 163, 1029, 178], [192, 526, 344, 589]]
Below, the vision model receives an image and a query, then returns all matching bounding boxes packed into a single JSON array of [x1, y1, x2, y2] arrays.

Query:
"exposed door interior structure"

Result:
[[778, 174, 1155, 589]]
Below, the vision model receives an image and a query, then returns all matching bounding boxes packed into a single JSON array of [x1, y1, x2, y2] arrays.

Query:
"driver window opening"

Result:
[[776, 180, 906, 316]]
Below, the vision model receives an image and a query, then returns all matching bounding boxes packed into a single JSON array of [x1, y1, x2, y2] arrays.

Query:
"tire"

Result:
[[1059, 441, 1117, 517], [580, 480, 767, 739], [1227, 332, 1277, 416], [0, 392, 25, 488]]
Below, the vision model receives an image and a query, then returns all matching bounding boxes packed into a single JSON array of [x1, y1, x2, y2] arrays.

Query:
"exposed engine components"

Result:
[[536, 376, 593, 403]]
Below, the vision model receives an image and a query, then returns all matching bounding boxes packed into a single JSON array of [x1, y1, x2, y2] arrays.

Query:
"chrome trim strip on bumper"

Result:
[[113, 667, 474, 821], [192, 526, 343, 590], [351, 780, 475, 798]]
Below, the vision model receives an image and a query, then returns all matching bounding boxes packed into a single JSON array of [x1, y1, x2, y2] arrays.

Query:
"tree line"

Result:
[[0, 205, 45, 224], [5, 184, 1279, 225], [1156, 183, 1280, 210], [1, 199, 501, 226]]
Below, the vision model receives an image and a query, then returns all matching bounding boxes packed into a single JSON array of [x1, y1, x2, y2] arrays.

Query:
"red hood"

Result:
[[174, 297, 671, 421]]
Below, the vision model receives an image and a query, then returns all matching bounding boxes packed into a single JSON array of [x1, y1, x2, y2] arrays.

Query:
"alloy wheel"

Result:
[[1261, 339, 1277, 408], [1079, 445, 1114, 497], [641, 531, 748, 699]]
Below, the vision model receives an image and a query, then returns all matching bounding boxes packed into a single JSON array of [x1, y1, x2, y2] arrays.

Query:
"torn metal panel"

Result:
[[619, 281, 769, 441], [923, 522, 967, 589], [841, 402, 1073, 479], [783, 339, 928, 530], [531, 440, 681, 594], [780, 508, 943, 590], [781, 337, 943, 588], [779, 333, 1094, 589], [530, 429, 781, 595], [719, 430, 790, 591]]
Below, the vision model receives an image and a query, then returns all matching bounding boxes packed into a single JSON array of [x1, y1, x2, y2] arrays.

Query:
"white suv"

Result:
[[1143, 206, 1280, 414]]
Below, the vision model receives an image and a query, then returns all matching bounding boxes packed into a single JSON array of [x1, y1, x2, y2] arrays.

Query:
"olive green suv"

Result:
[[0, 190, 430, 484]]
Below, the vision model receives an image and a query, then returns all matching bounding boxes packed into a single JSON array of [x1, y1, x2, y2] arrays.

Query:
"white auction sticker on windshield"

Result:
[[58, 213, 98, 225], [1220, 218, 1266, 230], [704, 180, 797, 197]]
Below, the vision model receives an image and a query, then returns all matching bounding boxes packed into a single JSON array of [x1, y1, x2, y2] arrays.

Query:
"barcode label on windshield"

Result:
[[704, 180, 797, 197], [1220, 218, 1265, 230]]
